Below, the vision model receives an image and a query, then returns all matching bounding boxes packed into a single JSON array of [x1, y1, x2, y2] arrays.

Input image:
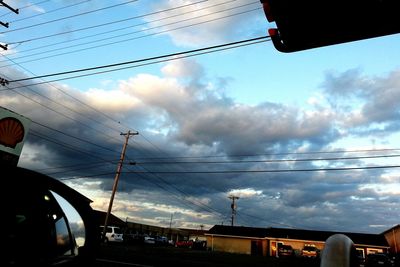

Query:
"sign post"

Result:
[[0, 107, 31, 166]]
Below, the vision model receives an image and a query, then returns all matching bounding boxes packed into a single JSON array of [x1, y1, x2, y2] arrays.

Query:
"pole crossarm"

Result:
[[0, 1, 19, 14]]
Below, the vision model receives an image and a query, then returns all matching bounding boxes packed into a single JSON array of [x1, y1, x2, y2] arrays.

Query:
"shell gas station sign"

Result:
[[0, 107, 31, 166]]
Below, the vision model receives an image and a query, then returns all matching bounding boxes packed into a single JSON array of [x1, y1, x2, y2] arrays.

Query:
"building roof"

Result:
[[380, 224, 400, 235], [206, 225, 389, 247], [93, 210, 125, 227], [207, 225, 269, 238]]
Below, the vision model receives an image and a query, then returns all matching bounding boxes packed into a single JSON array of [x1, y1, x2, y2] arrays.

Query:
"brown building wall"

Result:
[[267, 238, 324, 257], [207, 235, 253, 255], [384, 226, 400, 254]]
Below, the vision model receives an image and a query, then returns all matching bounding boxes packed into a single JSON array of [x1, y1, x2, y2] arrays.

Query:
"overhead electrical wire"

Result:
[[61, 163, 229, 221], [236, 211, 296, 229], [2, 83, 126, 146], [134, 164, 228, 217], [1, 53, 179, 166], [60, 172, 116, 180], [5, 0, 212, 46], [4, 36, 269, 86], [37, 159, 118, 173], [32, 120, 121, 155], [135, 153, 400, 165], [0, 0, 51, 18], [125, 165, 400, 174], [1, 54, 127, 134], [4, 39, 268, 93], [29, 130, 117, 162], [131, 147, 400, 161], [0, 0, 140, 34], [7, 0, 93, 24], [43, 162, 117, 176], [2, 4, 259, 170], [0, 6, 262, 67], [2, 2, 251, 164]]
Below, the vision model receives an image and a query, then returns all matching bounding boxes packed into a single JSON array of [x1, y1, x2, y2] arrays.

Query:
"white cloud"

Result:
[[227, 188, 263, 198], [145, 0, 264, 47]]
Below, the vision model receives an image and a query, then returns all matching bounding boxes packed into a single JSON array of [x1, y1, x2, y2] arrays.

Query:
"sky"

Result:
[[1, 0, 400, 234]]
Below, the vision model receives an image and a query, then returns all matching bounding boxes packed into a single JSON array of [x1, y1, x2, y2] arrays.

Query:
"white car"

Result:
[[143, 236, 155, 244], [100, 226, 124, 243]]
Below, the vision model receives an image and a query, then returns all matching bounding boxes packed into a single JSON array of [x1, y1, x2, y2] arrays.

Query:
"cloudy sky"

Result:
[[1, 0, 399, 234]]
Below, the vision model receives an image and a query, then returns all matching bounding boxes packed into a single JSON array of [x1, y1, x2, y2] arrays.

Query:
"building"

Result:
[[382, 224, 400, 254], [93, 209, 125, 227], [205, 225, 390, 259], [93, 210, 207, 243]]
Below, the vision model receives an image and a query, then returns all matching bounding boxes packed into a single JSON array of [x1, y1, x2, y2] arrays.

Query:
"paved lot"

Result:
[[93, 243, 320, 267]]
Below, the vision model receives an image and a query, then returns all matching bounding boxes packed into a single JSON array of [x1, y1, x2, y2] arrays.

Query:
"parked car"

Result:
[[365, 253, 393, 267], [99, 225, 124, 243], [154, 235, 168, 245], [192, 240, 207, 250], [301, 244, 319, 258], [4, 165, 97, 266], [143, 235, 156, 244], [278, 244, 295, 258], [175, 240, 194, 248]]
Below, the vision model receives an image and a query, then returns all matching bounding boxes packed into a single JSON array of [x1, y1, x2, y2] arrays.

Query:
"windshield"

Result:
[[1, 1, 399, 265]]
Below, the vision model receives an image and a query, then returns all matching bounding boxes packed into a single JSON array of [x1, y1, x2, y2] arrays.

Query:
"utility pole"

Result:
[[102, 130, 138, 241], [228, 195, 239, 226], [169, 213, 173, 229], [1, 0, 19, 50]]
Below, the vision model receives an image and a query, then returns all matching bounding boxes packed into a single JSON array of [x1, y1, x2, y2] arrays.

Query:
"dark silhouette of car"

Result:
[[4, 165, 98, 266], [365, 253, 393, 267], [278, 244, 295, 258]]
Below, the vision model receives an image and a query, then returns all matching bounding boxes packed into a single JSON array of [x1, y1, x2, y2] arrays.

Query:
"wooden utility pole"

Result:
[[102, 130, 138, 241], [1, 0, 19, 50], [229, 195, 239, 226]]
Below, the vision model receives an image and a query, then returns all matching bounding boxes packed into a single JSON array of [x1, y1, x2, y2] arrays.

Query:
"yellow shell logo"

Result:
[[0, 117, 25, 149]]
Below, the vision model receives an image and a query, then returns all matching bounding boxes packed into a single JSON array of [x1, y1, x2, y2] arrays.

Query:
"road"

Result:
[[92, 242, 320, 267]]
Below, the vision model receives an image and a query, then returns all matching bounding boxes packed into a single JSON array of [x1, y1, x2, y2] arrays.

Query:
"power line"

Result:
[[135, 164, 227, 217], [1, 6, 261, 67], [43, 162, 116, 176], [60, 171, 116, 180], [0, 0, 50, 18], [29, 130, 116, 162], [135, 153, 400, 165], [1, 84, 125, 145], [3, 38, 268, 90], [131, 148, 400, 161], [0, 0, 139, 34], [36, 159, 118, 173], [124, 165, 400, 174], [1, 54, 126, 133], [5, 0, 211, 46], [32, 120, 121, 155], [236, 211, 296, 229], [5, 36, 269, 85], [8, 0, 93, 24]]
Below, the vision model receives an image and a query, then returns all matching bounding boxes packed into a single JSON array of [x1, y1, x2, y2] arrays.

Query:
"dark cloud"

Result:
[[2, 59, 399, 234], [323, 68, 400, 135]]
